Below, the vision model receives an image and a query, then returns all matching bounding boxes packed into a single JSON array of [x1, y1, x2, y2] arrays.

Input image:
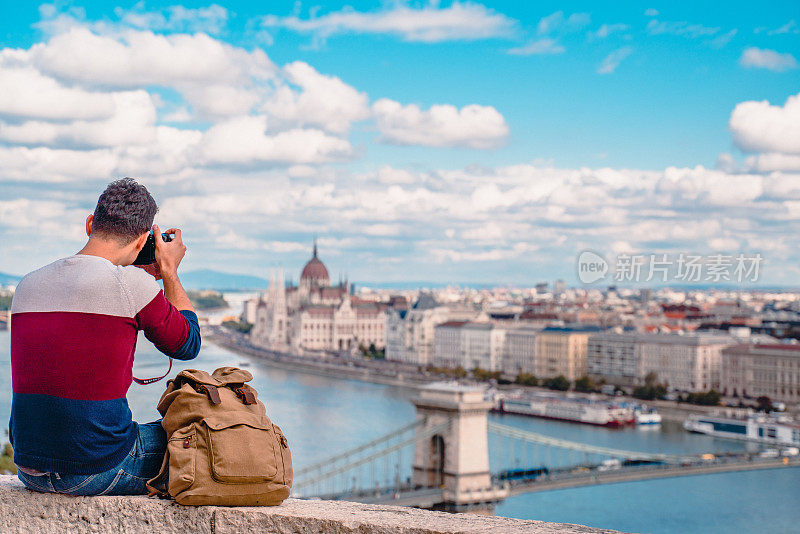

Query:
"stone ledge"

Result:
[[0, 476, 622, 533]]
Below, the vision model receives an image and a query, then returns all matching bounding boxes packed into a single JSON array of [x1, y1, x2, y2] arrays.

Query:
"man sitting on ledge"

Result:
[[9, 178, 201, 495]]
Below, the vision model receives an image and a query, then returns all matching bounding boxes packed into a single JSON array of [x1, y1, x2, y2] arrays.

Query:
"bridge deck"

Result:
[[507, 457, 800, 496]]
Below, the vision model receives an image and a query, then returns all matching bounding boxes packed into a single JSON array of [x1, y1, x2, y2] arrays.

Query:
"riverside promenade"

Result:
[[0, 475, 621, 534]]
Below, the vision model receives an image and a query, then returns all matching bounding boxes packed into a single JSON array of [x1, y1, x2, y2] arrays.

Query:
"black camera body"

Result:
[[133, 232, 172, 266]]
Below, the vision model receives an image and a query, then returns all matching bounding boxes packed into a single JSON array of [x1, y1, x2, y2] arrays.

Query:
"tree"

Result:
[[756, 396, 773, 412], [633, 373, 668, 401], [545, 375, 571, 391], [684, 390, 722, 406], [574, 375, 596, 393], [516, 373, 539, 386], [472, 367, 502, 381]]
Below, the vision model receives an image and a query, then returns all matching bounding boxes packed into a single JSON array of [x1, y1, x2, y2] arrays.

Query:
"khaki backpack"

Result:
[[146, 367, 292, 506]]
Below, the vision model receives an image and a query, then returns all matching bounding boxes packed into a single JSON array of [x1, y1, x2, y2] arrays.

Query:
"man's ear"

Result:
[[134, 231, 149, 252], [85, 214, 93, 237]]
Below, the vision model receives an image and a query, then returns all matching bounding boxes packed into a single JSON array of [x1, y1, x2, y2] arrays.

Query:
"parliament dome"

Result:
[[300, 242, 329, 284]]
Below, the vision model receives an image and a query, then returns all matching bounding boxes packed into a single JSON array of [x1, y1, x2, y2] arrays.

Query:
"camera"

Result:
[[133, 232, 173, 266]]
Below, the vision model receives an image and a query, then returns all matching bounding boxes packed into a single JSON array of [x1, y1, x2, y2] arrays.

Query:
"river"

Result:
[[1, 326, 798, 533]]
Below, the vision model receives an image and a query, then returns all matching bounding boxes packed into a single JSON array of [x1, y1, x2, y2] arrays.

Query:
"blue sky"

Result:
[[0, 2, 799, 286]]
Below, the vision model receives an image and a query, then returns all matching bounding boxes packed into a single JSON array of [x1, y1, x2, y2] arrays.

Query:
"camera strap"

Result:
[[132, 357, 174, 385]]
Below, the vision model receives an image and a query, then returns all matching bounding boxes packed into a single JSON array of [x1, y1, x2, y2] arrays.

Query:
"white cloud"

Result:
[[767, 20, 799, 35], [729, 92, 800, 154], [113, 4, 229, 34], [536, 11, 591, 35], [371, 99, 509, 149], [745, 153, 800, 173], [0, 63, 115, 121], [708, 29, 737, 49], [31, 27, 274, 88], [739, 47, 798, 72], [507, 38, 565, 55], [261, 2, 516, 43], [597, 47, 633, 74], [644, 9, 659, 17], [0, 90, 157, 148], [646, 19, 720, 38], [201, 115, 353, 165], [261, 61, 370, 134], [588, 23, 630, 40]]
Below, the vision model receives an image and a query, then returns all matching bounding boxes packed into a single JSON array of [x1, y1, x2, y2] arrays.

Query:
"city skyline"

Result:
[[0, 2, 799, 285]]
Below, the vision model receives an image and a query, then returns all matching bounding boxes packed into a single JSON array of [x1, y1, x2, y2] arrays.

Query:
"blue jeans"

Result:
[[17, 421, 166, 496]]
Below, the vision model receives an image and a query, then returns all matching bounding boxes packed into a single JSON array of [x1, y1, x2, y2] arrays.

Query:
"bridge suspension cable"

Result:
[[294, 419, 452, 492], [487, 421, 678, 462], [294, 418, 424, 478]]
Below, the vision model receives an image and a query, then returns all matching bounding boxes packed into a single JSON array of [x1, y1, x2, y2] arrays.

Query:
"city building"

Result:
[[721, 344, 800, 403], [502, 326, 541, 376], [432, 322, 506, 372], [588, 332, 736, 391], [587, 332, 643, 387], [249, 243, 386, 354], [385, 294, 478, 366], [534, 326, 601, 381]]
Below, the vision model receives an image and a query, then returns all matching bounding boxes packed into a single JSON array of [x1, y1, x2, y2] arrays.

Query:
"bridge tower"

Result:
[[412, 383, 508, 512]]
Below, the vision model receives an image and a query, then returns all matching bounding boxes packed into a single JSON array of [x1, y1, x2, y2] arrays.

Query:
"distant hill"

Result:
[[0, 272, 20, 286], [179, 269, 269, 290]]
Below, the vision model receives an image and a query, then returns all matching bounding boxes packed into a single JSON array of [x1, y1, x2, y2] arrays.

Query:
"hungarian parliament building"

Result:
[[248, 243, 386, 354]]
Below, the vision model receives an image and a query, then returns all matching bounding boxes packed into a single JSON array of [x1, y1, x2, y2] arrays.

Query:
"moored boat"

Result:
[[493, 392, 633, 427], [634, 405, 662, 425], [683, 412, 800, 445]]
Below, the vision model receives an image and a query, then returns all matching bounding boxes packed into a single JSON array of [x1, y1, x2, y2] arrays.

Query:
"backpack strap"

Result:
[[195, 383, 222, 405], [133, 357, 173, 386], [230, 384, 256, 405], [146, 451, 171, 498]]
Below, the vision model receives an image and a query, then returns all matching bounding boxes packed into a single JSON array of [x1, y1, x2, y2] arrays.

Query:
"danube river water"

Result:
[[1, 328, 799, 533]]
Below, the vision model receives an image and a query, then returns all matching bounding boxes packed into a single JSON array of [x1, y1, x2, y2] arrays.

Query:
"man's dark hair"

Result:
[[92, 178, 158, 243]]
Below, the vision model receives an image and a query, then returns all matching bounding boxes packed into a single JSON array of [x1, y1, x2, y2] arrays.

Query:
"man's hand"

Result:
[[152, 224, 194, 313], [135, 262, 161, 281], [153, 224, 187, 277]]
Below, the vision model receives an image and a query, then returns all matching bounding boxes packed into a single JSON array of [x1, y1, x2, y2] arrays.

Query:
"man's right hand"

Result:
[[153, 224, 187, 277]]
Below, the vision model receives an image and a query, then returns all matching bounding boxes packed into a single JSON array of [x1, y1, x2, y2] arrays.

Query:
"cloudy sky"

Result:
[[0, 1, 799, 286]]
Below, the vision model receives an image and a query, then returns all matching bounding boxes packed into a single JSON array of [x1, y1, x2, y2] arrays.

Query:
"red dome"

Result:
[[301, 242, 329, 283], [301, 257, 329, 282]]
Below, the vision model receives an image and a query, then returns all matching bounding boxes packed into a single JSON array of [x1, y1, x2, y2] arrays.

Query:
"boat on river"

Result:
[[492, 392, 634, 427], [683, 412, 800, 445]]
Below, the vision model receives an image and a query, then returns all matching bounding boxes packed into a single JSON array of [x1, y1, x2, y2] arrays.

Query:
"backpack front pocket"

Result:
[[167, 428, 197, 496], [203, 415, 280, 484]]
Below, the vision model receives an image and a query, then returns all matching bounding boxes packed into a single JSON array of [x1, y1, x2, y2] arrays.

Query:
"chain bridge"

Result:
[[293, 383, 800, 512]]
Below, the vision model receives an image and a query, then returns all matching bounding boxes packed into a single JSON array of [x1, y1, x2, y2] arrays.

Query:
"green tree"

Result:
[[515, 373, 539, 386], [574, 375, 596, 393], [545, 375, 571, 391], [472, 367, 502, 381]]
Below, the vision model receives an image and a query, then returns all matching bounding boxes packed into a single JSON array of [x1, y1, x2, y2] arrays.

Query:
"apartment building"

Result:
[[721, 344, 800, 403], [503, 326, 540, 376], [534, 326, 601, 381], [386, 293, 477, 366], [432, 321, 506, 372], [588, 332, 735, 391]]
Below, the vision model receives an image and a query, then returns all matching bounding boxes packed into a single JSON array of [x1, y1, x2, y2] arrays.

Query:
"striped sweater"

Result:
[[9, 254, 201, 474]]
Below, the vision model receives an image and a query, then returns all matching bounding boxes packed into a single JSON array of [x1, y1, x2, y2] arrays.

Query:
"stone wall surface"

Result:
[[0, 476, 624, 534]]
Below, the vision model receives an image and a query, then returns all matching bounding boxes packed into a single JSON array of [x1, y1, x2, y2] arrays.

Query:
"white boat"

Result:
[[494, 393, 634, 427], [683, 413, 800, 445], [634, 405, 662, 425]]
